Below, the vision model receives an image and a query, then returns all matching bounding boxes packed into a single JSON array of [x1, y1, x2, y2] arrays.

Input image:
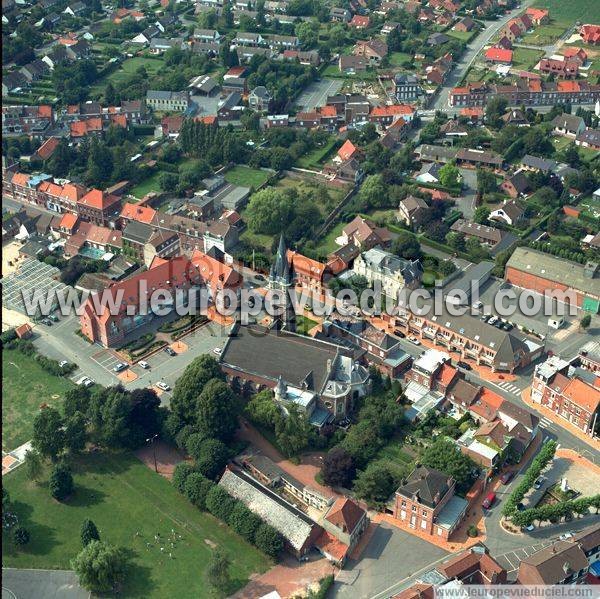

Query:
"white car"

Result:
[[559, 532, 574, 541], [525, 524, 535, 532], [138, 361, 150, 369], [408, 336, 421, 346], [213, 347, 222, 355], [156, 381, 171, 391], [75, 375, 92, 386], [59, 360, 69, 368]]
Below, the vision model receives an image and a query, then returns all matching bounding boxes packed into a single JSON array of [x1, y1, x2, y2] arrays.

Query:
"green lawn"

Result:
[[388, 52, 413, 66], [512, 48, 544, 70], [3, 349, 74, 452], [3, 452, 271, 598], [313, 221, 346, 256], [107, 56, 163, 86], [130, 172, 162, 199], [521, 23, 567, 45], [533, 0, 600, 22], [296, 315, 318, 335], [297, 136, 339, 169], [224, 166, 271, 189], [447, 29, 475, 42]]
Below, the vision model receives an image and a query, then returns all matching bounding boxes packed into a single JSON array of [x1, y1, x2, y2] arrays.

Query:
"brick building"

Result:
[[76, 189, 122, 227]]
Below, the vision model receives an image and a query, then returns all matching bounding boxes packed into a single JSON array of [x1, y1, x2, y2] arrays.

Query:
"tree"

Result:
[[13, 526, 30, 546], [485, 96, 508, 128], [206, 549, 231, 593], [246, 390, 280, 429], [245, 188, 295, 235], [24, 449, 44, 482], [439, 163, 461, 188], [254, 522, 284, 558], [392, 231, 422, 260], [473, 206, 491, 225], [321, 447, 356, 488], [445, 231, 466, 252], [183, 472, 214, 509], [358, 174, 387, 210], [421, 438, 476, 487], [71, 541, 126, 593], [81, 519, 100, 546], [581, 314, 591, 330], [49, 462, 74, 501], [353, 462, 397, 505], [64, 387, 91, 419], [197, 379, 238, 443], [228, 502, 261, 541], [64, 412, 87, 454], [205, 486, 237, 521], [193, 438, 229, 480], [274, 404, 311, 458], [170, 355, 225, 428], [476, 168, 497, 195], [158, 172, 179, 192], [172, 462, 196, 494], [32, 406, 65, 461]]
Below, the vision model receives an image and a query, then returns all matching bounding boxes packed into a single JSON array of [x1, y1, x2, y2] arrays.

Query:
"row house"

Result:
[[76, 189, 122, 227], [449, 80, 600, 107], [2, 172, 52, 208], [2, 105, 54, 136], [531, 355, 600, 436], [38, 179, 86, 213], [539, 58, 579, 78], [368, 104, 414, 126]]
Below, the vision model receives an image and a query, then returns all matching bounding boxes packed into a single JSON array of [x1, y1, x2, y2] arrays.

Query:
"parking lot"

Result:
[[296, 78, 343, 110], [494, 540, 555, 578]]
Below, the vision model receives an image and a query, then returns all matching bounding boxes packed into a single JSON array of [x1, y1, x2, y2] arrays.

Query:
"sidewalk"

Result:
[[521, 388, 600, 451]]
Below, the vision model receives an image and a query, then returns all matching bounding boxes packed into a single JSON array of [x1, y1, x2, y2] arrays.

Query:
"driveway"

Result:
[[332, 523, 449, 599], [456, 168, 477, 219], [2, 569, 89, 599]]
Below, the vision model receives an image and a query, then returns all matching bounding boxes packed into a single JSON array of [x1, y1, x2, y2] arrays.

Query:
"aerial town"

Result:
[[1, 0, 600, 596]]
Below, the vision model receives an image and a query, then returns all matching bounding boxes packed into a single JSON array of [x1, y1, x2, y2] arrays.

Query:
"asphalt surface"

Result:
[[2, 569, 89, 599]]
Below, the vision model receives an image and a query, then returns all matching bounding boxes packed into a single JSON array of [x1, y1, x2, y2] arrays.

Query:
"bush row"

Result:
[[172, 464, 284, 560], [2, 334, 76, 376]]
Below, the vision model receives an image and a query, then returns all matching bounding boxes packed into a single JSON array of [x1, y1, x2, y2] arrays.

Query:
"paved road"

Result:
[[432, 0, 537, 110]]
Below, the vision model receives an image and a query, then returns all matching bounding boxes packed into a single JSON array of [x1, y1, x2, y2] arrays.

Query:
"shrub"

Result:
[[49, 462, 74, 501], [13, 526, 30, 545], [172, 462, 196, 494], [253, 522, 284, 559], [183, 472, 214, 509], [467, 524, 478, 538], [205, 486, 237, 521]]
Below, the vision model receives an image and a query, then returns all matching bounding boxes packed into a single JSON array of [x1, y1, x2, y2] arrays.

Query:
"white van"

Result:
[[547, 317, 564, 330]]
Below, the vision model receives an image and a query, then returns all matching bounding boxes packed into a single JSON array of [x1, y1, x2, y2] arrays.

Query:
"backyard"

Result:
[[512, 48, 544, 70], [521, 22, 568, 45], [2, 349, 74, 452], [2, 452, 271, 598], [297, 136, 339, 169], [224, 165, 271, 189]]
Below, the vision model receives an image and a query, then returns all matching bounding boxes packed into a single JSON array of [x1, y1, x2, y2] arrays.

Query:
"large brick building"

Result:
[[531, 355, 600, 436], [393, 465, 468, 540], [505, 247, 600, 312]]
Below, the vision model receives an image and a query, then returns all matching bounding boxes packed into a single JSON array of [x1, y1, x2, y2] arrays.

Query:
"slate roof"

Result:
[[396, 465, 452, 508]]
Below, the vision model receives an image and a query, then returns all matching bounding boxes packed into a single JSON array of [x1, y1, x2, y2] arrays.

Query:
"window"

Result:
[[401, 501, 406, 507], [422, 510, 428, 517], [421, 520, 427, 530], [411, 506, 417, 512]]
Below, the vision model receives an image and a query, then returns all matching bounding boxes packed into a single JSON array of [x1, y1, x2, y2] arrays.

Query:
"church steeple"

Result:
[[268, 234, 296, 332]]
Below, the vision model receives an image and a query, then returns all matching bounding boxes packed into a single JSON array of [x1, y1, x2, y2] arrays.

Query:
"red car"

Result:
[[500, 471, 514, 484], [482, 492, 496, 509]]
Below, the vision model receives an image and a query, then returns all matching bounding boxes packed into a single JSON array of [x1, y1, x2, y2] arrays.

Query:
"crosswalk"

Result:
[[539, 416, 557, 431], [495, 380, 523, 396]]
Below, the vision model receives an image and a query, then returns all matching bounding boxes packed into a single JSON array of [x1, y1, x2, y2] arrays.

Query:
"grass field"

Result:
[[512, 47, 544, 70], [447, 29, 475, 42], [296, 315, 319, 335], [224, 166, 271, 189], [130, 172, 162, 199], [297, 136, 339, 169], [521, 23, 568, 45], [2, 452, 270, 598], [2, 349, 74, 452], [312, 221, 346, 256], [107, 56, 163, 86], [533, 0, 600, 22], [388, 52, 413, 66]]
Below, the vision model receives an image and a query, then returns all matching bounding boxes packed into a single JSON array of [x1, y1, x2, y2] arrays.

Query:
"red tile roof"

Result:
[[485, 47, 513, 63], [11, 173, 30, 187], [325, 497, 365, 534], [562, 377, 600, 414], [77, 189, 120, 211], [350, 15, 370, 27], [315, 530, 348, 562], [120, 203, 157, 224], [35, 137, 60, 161], [370, 104, 414, 117], [338, 139, 358, 161], [59, 212, 78, 230]]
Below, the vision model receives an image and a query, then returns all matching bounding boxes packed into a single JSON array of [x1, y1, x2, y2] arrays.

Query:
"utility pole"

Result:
[[146, 434, 159, 473]]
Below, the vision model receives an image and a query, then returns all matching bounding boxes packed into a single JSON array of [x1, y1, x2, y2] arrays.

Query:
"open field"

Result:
[[130, 172, 162, 199], [2, 349, 74, 452], [2, 452, 271, 598], [447, 29, 475, 42], [389, 52, 413, 66], [521, 23, 568, 45], [512, 47, 544, 70], [532, 0, 600, 22], [297, 136, 339, 169], [224, 165, 271, 189], [105, 56, 163, 86]]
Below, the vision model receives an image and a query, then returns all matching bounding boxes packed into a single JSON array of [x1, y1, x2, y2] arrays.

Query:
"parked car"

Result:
[[502, 322, 514, 331], [254, 274, 265, 281], [58, 360, 69, 368], [164, 347, 177, 356], [482, 492, 496, 509], [76, 376, 95, 387], [481, 314, 491, 322], [113, 362, 128, 373], [408, 336, 421, 345], [534, 477, 545, 490], [500, 471, 514, 484], [472, 301, 483, 311], [41, 318, 53, 326], [394, 329, 406, 338], [559, 532, 574, 541], [138, 361, 150, 369], [488, 316, 498, 325], [213, 347, 222, 355], [457, 361, 472, 371], [524, 524, 535, 532], [156, 381, 171, 391], [49, 314, 59, 322]]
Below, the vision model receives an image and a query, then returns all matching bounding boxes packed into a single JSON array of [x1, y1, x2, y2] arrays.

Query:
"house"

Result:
[[353, 246, 423, 298], [416, 144, 458, 164], [217, 92, 243, 121], [392, 465, 468, 540], [581, 24, 600, 46], [20, 59, 49, 82], [455, 148, 503, 169], [353, 39, 388, 63], [77, 189, 121, 227], [349, 15, 370, 29], [146, 90, 190, 112], [194, 28, 222, 43], [505, 246, 600, 311], [575, 129, 600, 150], [551, 113, 586, 137], [149, 38, 185, 54], [501, 109, 529, 126], [369, 104, 414, 125], [296, 111, 320, 128], [539, 58, 579, 78], [454, 17, 476, 32], [34, 137, 60, 162], [531, 355, 600, 435], [282, 50, 321, 66], [132, 26, 160, 45], [525, 7, 549, 25], [433, 545, 507, 584], [248, 86, 272, 112], [221, 76, 247, 95], [63, 1, 86, 16], [490, 201, 525, 226], [319, 497, 368, 562], [381, 21, 401, 35], [500, 172, 531, 198], [341, 216, 392, 250], [330, 7, 351, 22], [394, 74, 422, 102], [337, 140, 359, 162], [188, 75, 219, 97], [2, 105, 54, 136], [428, 32, 450, 46], [485, 47, 513, 64], [65, 39, 91, 60], [517, 540, 590, 585], [339, 55, 368, 74], [415, 162, 442, 185], [451, 219, 505, 248], [398, 195, 430, 228], [161, 115, 184, 138], [2, 72, 28, 96], [562, 47, 588, 64], [439, 119, 468, 137]]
